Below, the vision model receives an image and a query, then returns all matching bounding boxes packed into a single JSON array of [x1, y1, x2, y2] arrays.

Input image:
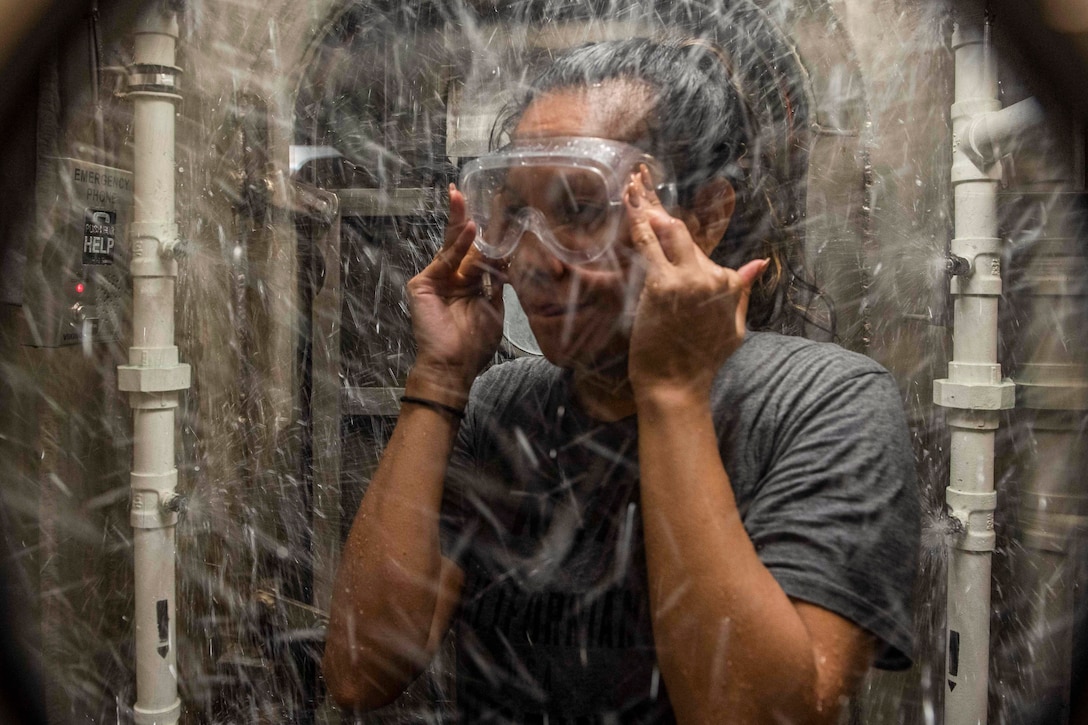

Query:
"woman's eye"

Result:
[[563, 200, 608, 229], [501, 203, 525, 221]]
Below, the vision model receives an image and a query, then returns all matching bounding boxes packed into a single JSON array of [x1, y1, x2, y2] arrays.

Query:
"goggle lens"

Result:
[[459, 137, 676, 265], [474, 170, 621, 263]]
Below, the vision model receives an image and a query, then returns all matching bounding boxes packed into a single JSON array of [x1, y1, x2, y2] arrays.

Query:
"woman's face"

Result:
[[506, 82, 654, 372]]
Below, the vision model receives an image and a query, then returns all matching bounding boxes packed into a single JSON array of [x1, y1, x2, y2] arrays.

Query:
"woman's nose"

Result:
[[512, 229, 568, 281]]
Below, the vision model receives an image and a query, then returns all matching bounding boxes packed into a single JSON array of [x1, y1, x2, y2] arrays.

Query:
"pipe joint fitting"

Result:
[[946, 488, 997, 552], [126, 391, 181, 410], [951, 20, 986, 49], [131, 471, 180, 529], [934, 377, 1015, 410], [130, 222, 182, 278], [134, 7, 180, 39], [131, 507, 177, 530], [133, 697, 181, 725], [948, 361, 1004, 385], [965, 98, 1046, 166], [950, 150, 1002, 183], [946, 408, 1001, 430], [128, 346, 179, 369], [126, 63, 182, 98], [950, 236, 1002, 255], [949, 238, 1003, 296], [119, 363, 191, 393], [949, 268, 1002, 296], [951, 99, 1001, 125]]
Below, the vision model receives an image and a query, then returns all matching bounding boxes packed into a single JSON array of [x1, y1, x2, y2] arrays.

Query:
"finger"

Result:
[[732, 258, 769, 329], [626, 169, 694, 266], [429, 218, 476, 279], [633, 169, 696, 265], [647, 211, 697, 265], [635, 164, 673, 219], [624, 181, 670, 270], [735, 258, 771, 290], [735, 283, 751, 331], [639, 165, 663, 208], [444, 183, 469, 249], [458, 242, 505, 284]]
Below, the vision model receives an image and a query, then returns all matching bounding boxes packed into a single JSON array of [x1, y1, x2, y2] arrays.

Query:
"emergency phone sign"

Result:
[[84, 209, 116, 265]]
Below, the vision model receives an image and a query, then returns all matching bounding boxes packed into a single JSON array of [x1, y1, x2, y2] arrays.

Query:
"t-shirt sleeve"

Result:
[[741, 368, 920, 670]]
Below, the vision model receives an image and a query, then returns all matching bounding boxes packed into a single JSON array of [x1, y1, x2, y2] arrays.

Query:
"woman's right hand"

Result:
[[405, 184, 505, 407]]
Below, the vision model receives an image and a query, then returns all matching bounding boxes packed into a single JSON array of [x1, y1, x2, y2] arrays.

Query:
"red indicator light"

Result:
[[75, 283, 85, 294]]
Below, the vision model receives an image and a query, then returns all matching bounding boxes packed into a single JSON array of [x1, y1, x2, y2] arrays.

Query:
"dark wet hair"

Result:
[[498, 8, 828, 335]]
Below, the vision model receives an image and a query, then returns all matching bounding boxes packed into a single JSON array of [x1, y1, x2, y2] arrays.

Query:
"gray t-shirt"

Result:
[[441, 331, 919, 723]]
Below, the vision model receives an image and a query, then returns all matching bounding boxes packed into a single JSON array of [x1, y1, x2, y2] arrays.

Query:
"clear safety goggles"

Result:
[[458, 137, 677, 265]]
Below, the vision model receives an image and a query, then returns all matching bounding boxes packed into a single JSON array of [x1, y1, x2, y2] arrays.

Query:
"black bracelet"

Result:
[[399, 395, 465, 421]]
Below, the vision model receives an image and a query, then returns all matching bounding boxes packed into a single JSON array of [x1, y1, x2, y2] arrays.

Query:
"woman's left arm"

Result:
[[636, 390, 875, 725], [624, 172, 876, 725]]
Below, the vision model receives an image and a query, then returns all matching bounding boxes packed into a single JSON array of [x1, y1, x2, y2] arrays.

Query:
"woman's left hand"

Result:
[[624, 169, 768, 401]]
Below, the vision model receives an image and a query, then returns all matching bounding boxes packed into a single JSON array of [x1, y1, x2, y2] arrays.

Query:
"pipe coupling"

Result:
[[946, 488, 997, 552], [948, 237, 1003, 296], [133, 697, 181, 725], [126, 63, 182, 99], [951, 144, 1002, 183], [951, 18, 986, 50], [119, 363, 191, 394], [131, 471, 180, 529], [130, 222, 181, 278], [934, 377, 1015, 410], [125, 391, 181, 410]]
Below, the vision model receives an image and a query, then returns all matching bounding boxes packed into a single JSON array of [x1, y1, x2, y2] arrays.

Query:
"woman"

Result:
[[324, 20, 919, 725]]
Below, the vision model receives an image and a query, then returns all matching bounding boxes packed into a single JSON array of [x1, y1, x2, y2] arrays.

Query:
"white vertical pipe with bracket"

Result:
[[935, 6, 1016, 725], [116, 3, 189, 724]]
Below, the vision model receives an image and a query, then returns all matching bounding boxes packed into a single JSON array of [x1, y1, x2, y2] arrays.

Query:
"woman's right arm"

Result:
[[322, 187, 504, 710]]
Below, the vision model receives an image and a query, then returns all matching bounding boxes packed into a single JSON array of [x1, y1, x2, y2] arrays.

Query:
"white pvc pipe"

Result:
[[967, 98, 1047, 165], [117, 6, 188, 725], [937, 11, 1014, 725], [132, 277, 176, 348]]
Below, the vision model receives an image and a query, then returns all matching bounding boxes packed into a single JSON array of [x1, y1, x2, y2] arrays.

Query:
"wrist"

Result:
[[633, 382, 712, 418], [405, 364, 474, 410]]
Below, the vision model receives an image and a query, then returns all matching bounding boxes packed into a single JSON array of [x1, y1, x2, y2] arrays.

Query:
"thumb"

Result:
[[735, 258, 771, 291], [733, 258, 770, 330]]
